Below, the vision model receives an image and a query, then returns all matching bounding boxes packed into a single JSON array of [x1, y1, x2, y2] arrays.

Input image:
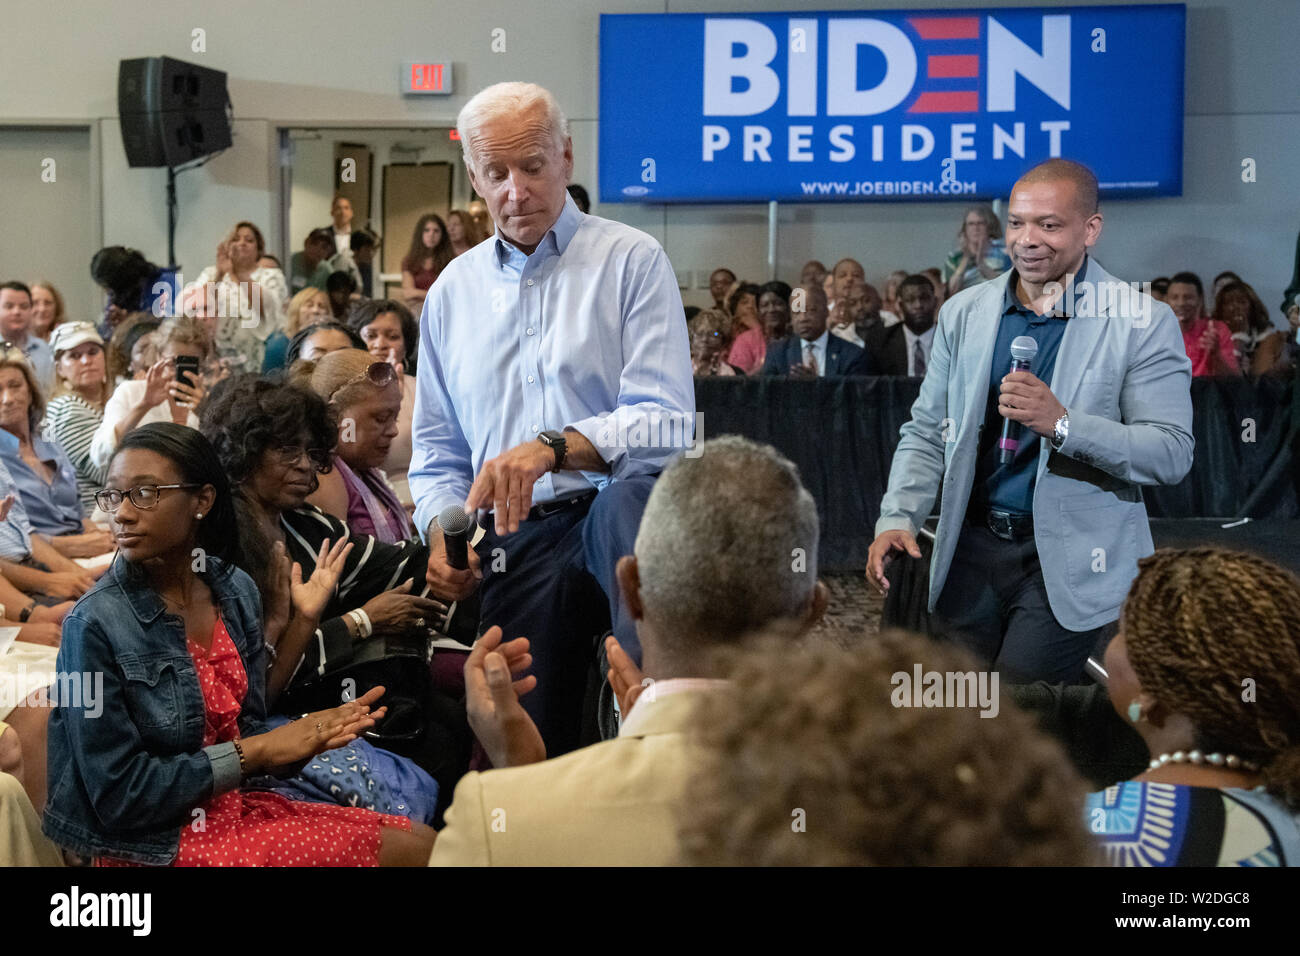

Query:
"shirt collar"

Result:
[[618, 678, 729, 738], [903, 324, 935, 345], [1003, 255, 1090, 319], [493, 192, 582, 267], [801, 328, 830, 352], [0, 429, 49, 460]]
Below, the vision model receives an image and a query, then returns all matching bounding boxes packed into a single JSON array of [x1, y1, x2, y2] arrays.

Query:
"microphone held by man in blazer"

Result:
[[865, 158, 1194, 685], [760, 282, 872, 377]]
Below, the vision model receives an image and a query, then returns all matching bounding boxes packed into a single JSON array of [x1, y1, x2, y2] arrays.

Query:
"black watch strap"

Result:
[[539, 430, 567, 472]]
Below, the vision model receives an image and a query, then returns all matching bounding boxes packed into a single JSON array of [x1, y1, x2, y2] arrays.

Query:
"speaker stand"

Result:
[[166, 166, 178, 269]]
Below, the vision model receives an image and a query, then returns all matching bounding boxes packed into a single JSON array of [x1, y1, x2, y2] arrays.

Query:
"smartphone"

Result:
[[174, 356, 201, 405]]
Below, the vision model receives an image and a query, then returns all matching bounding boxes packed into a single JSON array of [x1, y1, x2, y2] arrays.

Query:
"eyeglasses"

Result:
[[96, 483, 201, 513], [328, 361, 397, 403], [274, 445, 332, 472]]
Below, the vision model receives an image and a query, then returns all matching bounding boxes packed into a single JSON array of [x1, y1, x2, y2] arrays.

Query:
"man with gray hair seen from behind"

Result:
[[412, 82, 694, 757], [429, 436, 828, 865]]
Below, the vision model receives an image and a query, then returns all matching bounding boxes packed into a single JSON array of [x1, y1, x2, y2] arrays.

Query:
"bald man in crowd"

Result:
[[867, 159, 1193, 683]]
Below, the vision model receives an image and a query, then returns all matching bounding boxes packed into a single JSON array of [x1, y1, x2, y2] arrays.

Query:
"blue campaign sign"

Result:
[[598, 5, 1185, 203]]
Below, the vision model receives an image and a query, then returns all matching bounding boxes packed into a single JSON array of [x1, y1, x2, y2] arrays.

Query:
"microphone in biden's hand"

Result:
[[999, 335, 1039, 465], [437, 505, 474, 571]]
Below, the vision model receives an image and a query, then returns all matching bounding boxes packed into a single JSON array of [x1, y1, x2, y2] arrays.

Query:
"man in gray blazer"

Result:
[[866, 159, 1193, 682]]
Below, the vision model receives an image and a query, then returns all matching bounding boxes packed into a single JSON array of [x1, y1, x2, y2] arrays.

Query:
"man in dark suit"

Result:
[[762, 283, 871, 376], [863, 274, 938, 377]]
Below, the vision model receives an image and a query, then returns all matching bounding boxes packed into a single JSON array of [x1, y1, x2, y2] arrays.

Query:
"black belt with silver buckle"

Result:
[[529, 490, 597, 521], [973, 506, 1034, 541]]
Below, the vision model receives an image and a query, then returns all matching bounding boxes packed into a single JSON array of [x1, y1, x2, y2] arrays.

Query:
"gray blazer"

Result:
[[876, 260, 1194, 631]]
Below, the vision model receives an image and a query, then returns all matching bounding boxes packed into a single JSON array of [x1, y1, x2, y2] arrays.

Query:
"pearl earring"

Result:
[[196, 513, 204, 519], [1127, 701, 1143, 724]]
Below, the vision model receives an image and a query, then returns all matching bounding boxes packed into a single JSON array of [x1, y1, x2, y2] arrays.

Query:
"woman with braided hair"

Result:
[[1088, 547, 1300, 866]]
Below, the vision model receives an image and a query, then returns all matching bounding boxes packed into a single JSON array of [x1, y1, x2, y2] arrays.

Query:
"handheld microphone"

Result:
[[437, 505, 474, 571], [998, 335, 1039, 465]]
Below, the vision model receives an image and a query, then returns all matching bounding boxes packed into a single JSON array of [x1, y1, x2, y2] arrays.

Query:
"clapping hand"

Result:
[[464, 625, 543, 768], [215, 240, 234, 278], [291, 537, 354, 623], [1199, 321, 1223, 355], [247, 685, 388, 776], [605, 635, 649, 718]]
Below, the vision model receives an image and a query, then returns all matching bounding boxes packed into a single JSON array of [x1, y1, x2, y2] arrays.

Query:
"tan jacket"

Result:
[[429, 690, 707, 866], [0, 772, 64, 866]]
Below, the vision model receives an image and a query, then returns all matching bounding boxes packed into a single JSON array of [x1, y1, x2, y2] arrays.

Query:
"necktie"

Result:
[[804, 343, 818, 376], [913, 338, 926, 378]]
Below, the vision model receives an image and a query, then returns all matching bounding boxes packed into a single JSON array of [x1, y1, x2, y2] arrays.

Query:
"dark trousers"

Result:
[[474, 475, 656, 757], [931, 521, 1114, 684]]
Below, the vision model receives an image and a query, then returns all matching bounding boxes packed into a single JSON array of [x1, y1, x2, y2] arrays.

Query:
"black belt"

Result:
[[970, 505, 1034, 541], [529, 490, 597, 521]]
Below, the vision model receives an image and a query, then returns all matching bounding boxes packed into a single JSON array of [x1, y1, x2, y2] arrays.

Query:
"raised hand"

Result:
[[291, 537, 354, 623], [141, 358, 174, 409], [605, 635, 648, 718], [464, 626, 542, 768]]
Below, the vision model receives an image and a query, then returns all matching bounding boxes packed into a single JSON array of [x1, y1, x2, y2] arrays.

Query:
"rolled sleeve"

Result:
[[204, 741, 242, 795], [567, 246, 695, 476]]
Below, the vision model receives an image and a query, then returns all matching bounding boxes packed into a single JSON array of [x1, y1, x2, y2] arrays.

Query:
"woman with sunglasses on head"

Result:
[[292, 350, 414, 543], [42, 423, 437, 865], [346, 300, 418, 507]]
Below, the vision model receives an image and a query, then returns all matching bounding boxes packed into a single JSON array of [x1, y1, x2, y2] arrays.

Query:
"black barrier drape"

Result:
[[694, 375, 1298, 573], [694, 376, 921, 571]]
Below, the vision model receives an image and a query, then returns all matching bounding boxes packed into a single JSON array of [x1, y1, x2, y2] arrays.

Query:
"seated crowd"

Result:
[[0, 198, 1298, 867], [694, 206, 1300, 382]]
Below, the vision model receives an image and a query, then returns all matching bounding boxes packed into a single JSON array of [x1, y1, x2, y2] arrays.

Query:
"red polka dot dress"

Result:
[[103, 614, 410, 867]]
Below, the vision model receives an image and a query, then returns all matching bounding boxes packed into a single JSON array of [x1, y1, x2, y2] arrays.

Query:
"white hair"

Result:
[[634, 436, 820, 641], [456, 81, 569, 174]]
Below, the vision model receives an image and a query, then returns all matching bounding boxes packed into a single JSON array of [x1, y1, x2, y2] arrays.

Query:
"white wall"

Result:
[[286, 127, 470, 273], [2, 0, 1297, 319]]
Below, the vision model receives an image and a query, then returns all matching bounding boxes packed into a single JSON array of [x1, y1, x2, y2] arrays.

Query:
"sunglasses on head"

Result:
[[329, 361, 397, 402]]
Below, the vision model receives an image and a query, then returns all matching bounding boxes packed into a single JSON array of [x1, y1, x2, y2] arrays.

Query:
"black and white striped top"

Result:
[[43, 393, 107, 517], [276, 504, 472, 687]]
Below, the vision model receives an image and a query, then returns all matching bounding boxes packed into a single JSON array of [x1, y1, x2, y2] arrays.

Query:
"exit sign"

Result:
[[402, 62, 453, 95]]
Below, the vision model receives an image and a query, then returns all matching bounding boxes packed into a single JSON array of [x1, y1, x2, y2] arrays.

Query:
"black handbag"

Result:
[[277, 630, 434, 756]]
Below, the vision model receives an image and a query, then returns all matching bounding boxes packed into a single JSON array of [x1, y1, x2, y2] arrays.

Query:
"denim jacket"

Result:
[[43, 553, 268, 865]]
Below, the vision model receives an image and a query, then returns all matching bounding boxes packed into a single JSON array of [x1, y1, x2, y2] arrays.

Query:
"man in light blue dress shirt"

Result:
[[411, 82, 694, 755]]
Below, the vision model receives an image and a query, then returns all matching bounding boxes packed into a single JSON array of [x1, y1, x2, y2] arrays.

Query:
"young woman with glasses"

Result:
[[44, 423, 437, 865]]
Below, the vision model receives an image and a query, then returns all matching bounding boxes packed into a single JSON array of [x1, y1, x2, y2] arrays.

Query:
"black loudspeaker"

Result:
[[118, 56, 232, 168]]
